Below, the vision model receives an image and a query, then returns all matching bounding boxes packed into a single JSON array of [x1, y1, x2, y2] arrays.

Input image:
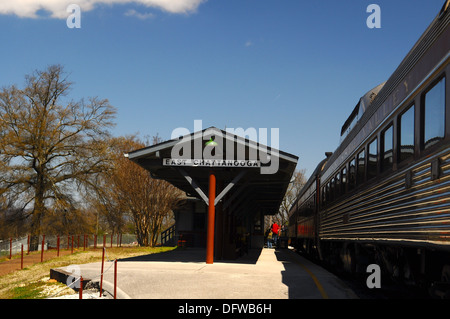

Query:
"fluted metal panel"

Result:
[[320, 149, 450, 246]]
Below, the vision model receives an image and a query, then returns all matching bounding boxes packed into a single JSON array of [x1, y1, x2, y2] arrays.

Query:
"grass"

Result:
[[0, 245, 176, 299]]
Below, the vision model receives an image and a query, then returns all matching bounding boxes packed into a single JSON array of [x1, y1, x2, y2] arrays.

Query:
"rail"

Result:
[[161, 225, 176, 246], [0, 233, 138, 259]]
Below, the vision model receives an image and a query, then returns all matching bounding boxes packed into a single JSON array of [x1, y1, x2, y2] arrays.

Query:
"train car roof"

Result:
[[322, 1, 450, 178], [340, 82, 385, 139]]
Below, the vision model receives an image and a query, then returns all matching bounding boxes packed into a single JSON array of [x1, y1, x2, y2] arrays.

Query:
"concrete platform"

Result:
[[53, 247, 358, 299]]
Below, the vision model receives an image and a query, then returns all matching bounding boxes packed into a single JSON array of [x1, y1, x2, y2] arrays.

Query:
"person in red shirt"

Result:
[[271, 223, 279, 247]]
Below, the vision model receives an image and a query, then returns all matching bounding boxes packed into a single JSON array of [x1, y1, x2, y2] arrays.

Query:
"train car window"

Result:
[[330, 177, 335, 201], [423, 76, 446, 149], [398, 105, 415, 162], [335, 172, 341, 197], [349, 159, 356, 190], [341, 167, 347, 193], [368, 138, 378, 179], [381, 125, 393, 172], [357, 149, 366, 184]]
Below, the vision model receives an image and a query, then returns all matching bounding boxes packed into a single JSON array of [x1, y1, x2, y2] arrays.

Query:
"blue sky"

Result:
[[0, 0, 445, 177]]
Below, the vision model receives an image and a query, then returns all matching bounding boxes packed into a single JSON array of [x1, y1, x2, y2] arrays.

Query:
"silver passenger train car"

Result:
[[289, 1, 450, 293]]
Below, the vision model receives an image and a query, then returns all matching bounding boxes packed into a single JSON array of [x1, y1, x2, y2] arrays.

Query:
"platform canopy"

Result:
[[126, 127, 298, 218]]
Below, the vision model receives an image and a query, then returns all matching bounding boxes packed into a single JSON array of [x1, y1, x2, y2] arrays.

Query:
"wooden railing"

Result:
[[160, 225, 176, 246]]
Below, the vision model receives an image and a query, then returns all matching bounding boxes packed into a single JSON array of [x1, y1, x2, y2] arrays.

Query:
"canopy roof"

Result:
[[126, 127, 298, 217]]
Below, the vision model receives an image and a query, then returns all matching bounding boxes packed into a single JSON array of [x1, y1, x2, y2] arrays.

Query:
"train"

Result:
[[288, 0, 450, 296]]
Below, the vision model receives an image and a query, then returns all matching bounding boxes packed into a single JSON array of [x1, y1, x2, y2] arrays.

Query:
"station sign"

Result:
[[163, 158, 260, 168]]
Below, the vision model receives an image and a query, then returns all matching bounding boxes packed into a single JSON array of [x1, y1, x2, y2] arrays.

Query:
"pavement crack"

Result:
[[196, 265, 207, 272]]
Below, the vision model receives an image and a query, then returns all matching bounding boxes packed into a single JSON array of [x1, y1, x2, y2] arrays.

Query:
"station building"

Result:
[[126, 127, 298, 263]]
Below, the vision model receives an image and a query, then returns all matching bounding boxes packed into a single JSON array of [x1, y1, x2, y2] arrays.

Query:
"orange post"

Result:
[[99, 247, 105, 298], [206, 172, 216, 264], [40, 236, 45, 262], [57, 235, 60, 257], [79, 276, 83, 299], [114, 259, 117, 299]]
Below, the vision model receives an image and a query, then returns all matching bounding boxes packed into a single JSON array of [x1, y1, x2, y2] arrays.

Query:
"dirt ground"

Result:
[[0, 249, 82, 277]]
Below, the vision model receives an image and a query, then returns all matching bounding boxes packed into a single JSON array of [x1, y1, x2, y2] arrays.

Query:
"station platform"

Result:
[[57, 247, 358, 299]]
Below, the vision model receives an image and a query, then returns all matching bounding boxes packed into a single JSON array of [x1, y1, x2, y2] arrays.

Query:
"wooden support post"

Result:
[[206, 172, 216, 264]]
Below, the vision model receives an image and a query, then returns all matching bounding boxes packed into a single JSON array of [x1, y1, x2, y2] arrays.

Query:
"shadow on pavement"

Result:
[[274, 248, 327, 299], [119, 247, 262, 264]]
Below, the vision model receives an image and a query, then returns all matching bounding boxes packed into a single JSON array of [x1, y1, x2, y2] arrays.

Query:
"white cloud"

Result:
[[0, 0, 207, 19], [124, 9, 155, 19], [245, 40, 253, 47]]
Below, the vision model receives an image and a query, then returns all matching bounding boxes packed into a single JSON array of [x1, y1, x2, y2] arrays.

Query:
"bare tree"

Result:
[[93, 136, 183, 247], [86, 160, 127, 237], [0, 65, 116, 245], [266, 169, 306, 230]]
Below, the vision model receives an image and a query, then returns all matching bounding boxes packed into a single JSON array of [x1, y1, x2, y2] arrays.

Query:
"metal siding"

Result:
[[320, 149, 450, 246]]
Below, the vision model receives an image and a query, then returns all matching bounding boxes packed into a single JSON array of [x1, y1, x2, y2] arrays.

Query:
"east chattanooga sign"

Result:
[[163, 158, 261, 168]]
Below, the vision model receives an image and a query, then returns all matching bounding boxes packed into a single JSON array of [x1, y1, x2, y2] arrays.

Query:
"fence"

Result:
[[0, 236, 29, 257], [0, 233, 138, 259], [0, 233, 140, 299]]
